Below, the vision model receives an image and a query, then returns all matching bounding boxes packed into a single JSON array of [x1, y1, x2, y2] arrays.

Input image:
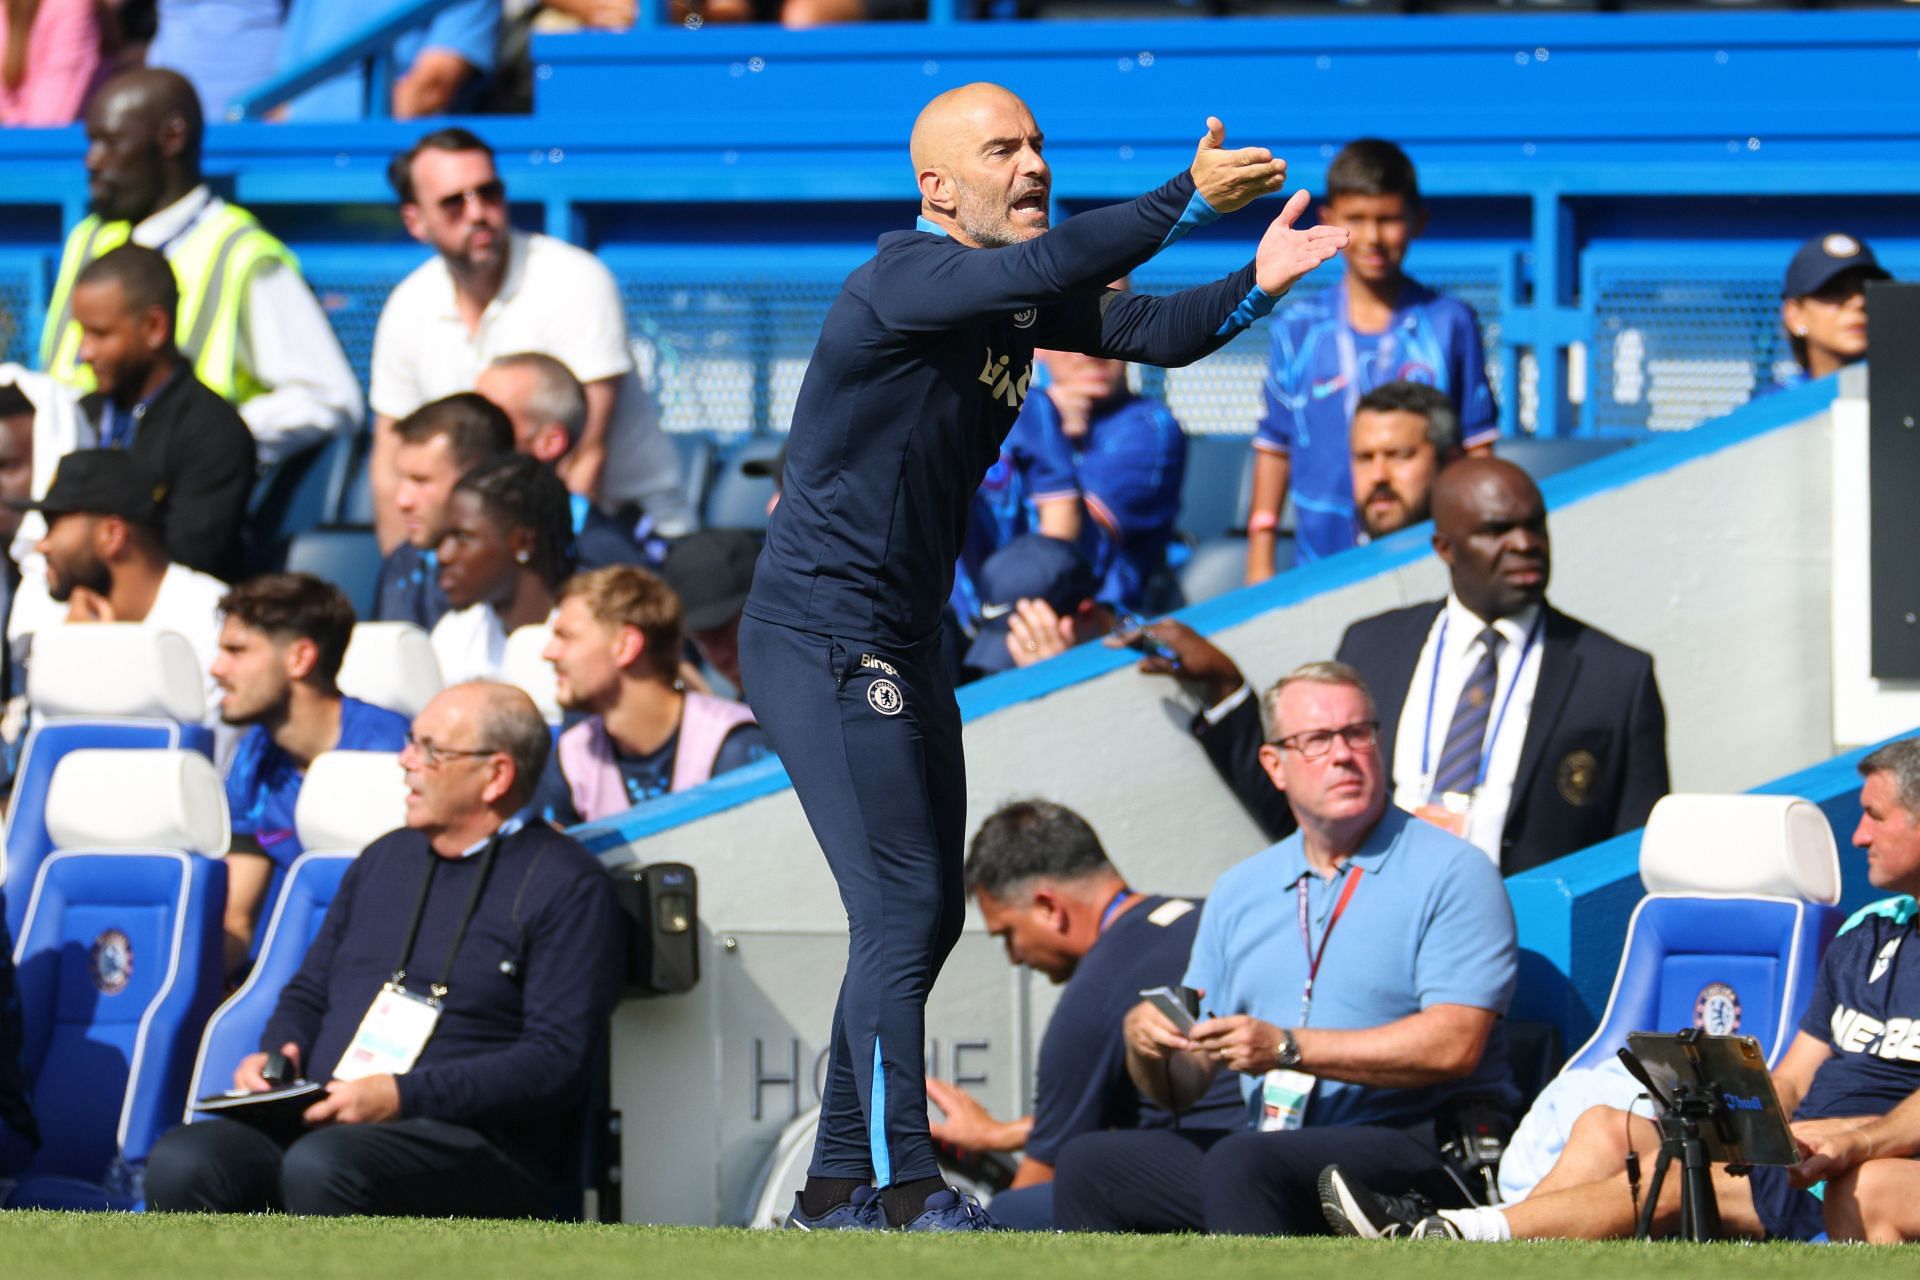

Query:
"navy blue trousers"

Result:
[[740, 616, 968, 1187]]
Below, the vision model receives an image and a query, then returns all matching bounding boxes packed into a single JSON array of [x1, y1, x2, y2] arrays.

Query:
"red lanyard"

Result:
[[1295, 865, 1364, 1027]]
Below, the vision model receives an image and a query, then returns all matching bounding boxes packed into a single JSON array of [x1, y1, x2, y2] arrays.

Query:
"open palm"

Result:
[[1256, 190, 1350, 296]]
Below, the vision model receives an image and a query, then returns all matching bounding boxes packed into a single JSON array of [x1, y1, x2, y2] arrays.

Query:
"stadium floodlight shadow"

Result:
[[4, 749, 229, 1210], [2, 625, 214, 941]]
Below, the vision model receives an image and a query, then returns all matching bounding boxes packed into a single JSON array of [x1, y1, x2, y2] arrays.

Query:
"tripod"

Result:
[[1616, 1041, 1743, 1242]]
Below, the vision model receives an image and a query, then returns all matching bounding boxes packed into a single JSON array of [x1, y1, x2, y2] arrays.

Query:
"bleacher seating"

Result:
[[701, 436, 783, 533], [4, 749, 228, 1209], [1564, 793, 1843, 1074], [337, 622, 442, 720], [4, 627, 213, 940]]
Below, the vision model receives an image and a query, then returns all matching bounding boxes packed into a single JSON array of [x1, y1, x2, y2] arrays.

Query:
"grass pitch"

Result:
[[0, 1213, 1911, 1280]]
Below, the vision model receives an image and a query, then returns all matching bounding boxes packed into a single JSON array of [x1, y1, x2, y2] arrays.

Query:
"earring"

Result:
[[516, 550, 530, 564], [1794, 326, 1808, 337]]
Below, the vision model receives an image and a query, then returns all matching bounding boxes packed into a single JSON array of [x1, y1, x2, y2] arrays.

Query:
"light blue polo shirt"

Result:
[[1184, 805, 1519, 1129]]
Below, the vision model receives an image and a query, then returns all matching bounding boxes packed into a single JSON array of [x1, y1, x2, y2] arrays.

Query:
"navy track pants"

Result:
[[740, 614, 967, 1186]]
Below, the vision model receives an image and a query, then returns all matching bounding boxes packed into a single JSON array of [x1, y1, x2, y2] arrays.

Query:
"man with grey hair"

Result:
[[1350, 380, 1460, 543], [1053, 661, 1519, 1235], [145, 680, 622, 1218], [1324, 734, 1920, 1244], [924, 799, 1243, 1229], [477, 352, 666, 572]]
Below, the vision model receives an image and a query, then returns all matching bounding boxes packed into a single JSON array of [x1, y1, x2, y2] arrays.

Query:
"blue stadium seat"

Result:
[[1178, 534, 1292, 607], [1565, 794, 1844, 1074], [245, 432, 356, 576], [1176, 435, 1253, 541], [672, 432, 716, 521], [3, 749, 230, 1209], [702, 436, 783, 532], [4, 627, 213, 941], [286, 526, 384, 620]]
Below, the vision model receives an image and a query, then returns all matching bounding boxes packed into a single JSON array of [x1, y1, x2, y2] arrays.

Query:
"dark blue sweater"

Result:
[[747, 169, 1274, 645], [262, 824, 622, 1176]]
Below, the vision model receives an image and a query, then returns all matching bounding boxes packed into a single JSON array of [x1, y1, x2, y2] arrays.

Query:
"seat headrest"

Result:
[[295, 751, 409, 853], [499, 624, 560, 724], [339, 622, 442, 720], [1640, 794, 1840, 905], [45, 748, 228, 856], [28, 624, 206, 721]]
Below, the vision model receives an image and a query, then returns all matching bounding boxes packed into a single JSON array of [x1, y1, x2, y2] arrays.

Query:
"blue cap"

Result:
[[963, 534, 1098, 674], [1783, 233, 1889, 299]]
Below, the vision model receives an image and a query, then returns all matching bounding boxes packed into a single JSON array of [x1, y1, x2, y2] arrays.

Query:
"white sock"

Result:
[[1437, 1206, 1512, 1242]]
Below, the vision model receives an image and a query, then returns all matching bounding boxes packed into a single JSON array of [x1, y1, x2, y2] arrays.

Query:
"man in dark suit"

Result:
[[69, 243, 256, 580], [1129, 457, 1667, 876]]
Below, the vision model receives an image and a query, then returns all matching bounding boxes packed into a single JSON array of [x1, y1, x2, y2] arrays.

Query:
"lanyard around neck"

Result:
[[1296, 865, 1363, 1027], [1097, 887, 1133, 934], [392, 833, 503, 1000], [1418, 609, 1545, 791]]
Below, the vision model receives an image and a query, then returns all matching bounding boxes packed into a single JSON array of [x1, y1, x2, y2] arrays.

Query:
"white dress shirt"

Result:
[[1391, 594, 1545, 865], [132, 186, 364, 465], [368, 230, 692, 532]]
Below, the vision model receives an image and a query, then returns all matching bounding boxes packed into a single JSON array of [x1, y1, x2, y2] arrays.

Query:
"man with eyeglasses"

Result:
[[144, 680, 623, 1219], [1051, 660, 1518, 1235], [365, 128, 690, 555]]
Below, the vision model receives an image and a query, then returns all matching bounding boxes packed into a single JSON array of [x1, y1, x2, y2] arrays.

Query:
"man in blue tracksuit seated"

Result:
[[738, 80, 1348, 1231]]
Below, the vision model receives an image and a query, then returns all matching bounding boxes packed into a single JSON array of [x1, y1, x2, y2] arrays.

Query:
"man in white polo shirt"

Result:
[[365, 128, 690, 552]]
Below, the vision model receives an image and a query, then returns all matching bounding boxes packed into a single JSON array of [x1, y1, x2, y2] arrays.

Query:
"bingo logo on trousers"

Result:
[[867, 678, 904, 716]]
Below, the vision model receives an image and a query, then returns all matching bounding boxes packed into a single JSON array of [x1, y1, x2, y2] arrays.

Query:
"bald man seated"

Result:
[[1130, 457, 1669, 876], [738, 81, 1349, 1232]]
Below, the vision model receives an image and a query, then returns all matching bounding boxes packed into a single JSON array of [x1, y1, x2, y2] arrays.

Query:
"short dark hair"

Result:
[[75, 244, 180, 331], [452, 452, 576, 590], [1354, 380, 1460, 455], [1861, 738, 1920, 819], [965, 799, 1116, 901], [219, 572, 358, 687], [0, 383, 33, 419], [394, 393, 515, 470], [1326, 138, 1421, 207], [389, 127, 496, 204]]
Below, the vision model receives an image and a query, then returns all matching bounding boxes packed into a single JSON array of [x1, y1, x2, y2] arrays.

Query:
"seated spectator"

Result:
[[69, 244, 254, 580], [213, 573, 411, 976], [1052, 662, 1518, 1236], [1244, 139, 1496, 583], [1348, 381, 1460, 543], [143, 680, 624, 1217], [1764, 233, 1890, 395], [367, 129, 689, 551], [925, 800, 1244, 1231], [11, 448, 225, 721], [0, 897, 37, 1177], [535, 565, 766, 825], [475, 352, 667, 571], [660, 529, 758, 697], [2, 367, 85, 732], [276, 0, 497, 120], [145, 0, 284, 122], [0, 0, 101, 126], [1131, 457, 1668, 875], [374, 393, 514, 631], [429, 453, 572, 720], [962, 533, 1116, 682], [1323, 737, 1920, 1245]]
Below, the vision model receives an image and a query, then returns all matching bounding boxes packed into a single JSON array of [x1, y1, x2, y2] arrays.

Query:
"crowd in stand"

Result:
[[0, 64, 1912, 1242]]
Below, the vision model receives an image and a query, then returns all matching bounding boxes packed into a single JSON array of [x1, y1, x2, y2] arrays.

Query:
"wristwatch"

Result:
[[1275, 1028, 1303, 1069]]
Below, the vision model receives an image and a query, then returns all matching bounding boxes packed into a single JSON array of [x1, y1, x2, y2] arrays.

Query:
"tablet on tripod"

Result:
[[1624, 1031, 1798, 1167]]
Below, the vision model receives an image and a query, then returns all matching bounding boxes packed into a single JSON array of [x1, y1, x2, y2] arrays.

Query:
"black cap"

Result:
[[9, 448, 167, 526], [661, 529, 759, 631], [963, 534, 1098, 675], [1783, 233, 1890, 299]]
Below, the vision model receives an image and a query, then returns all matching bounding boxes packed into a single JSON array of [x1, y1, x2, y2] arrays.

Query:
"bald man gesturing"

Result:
[[739, 83, 1347, 1232]]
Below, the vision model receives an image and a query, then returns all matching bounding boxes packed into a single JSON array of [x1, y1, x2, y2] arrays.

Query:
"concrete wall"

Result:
[[595, 377, 1844, 1224]]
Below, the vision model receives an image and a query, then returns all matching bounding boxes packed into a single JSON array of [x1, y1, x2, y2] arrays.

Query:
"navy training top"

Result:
[[1024, 894, 1246, 1165], [1794, 900, 1920, 1120], [746, 169, 1276, 645]]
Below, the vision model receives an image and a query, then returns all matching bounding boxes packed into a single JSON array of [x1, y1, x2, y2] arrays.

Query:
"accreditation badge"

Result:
[[1413, 790, 1474, 839], [1257, 1069, 1315, 1133], [333, 983, 442, 1081]]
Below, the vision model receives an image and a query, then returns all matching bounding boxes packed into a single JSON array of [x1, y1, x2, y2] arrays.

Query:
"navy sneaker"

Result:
[[784, 1184, 883, 1231], [897, 1187, 997, 1232]]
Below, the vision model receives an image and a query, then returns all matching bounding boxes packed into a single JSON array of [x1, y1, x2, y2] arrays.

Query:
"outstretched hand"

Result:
[[1189, 117, 1287, 215], [1255, 190, 1350, 297]]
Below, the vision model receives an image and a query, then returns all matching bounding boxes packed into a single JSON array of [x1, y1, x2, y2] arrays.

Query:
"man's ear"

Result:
[[95, 513, 130, 559], [399, 202, 429, 245], [156, 111, 190, 164], [1258, 743, 1288, 793], [141, 304, 172, 356], [284, 636, 321, 683], [918, 166, 954, 216], [532, 424, 571, 465], [612, 622, 646, 672], [1411, 204, 1431, 240], [1431, 530, 1455, 569], [482, 756, 517, 807], [509, 524, 537, 566], [1028, 886, 1069, 933]]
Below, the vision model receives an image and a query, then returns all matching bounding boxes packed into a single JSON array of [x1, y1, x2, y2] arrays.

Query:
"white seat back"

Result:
[[28, 625, 206, 721], [294, 751, 408, 853], [45, 748, 229, 856], [339, 622, 441, 720], [498, 622, 560, 724], [1639, 793, 1840, 905]]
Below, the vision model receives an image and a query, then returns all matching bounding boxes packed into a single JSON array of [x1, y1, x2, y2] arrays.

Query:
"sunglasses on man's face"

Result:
[[432, 179, 506, 219]]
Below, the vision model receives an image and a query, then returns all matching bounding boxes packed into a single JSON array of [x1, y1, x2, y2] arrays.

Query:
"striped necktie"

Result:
[[1430, 627, 1504, 799]]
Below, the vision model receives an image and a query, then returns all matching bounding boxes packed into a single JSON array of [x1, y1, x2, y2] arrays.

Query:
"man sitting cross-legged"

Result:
[[1322, 735, 1920, 1244]]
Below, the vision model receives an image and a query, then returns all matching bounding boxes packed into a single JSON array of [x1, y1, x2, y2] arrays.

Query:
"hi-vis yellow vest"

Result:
[[39, 201, 301, 404]]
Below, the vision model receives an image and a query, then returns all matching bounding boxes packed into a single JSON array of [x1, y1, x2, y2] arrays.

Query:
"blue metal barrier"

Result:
[[227, 0, 472, 122]]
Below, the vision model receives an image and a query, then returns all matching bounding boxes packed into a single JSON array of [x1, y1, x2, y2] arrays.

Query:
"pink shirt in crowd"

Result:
[[0, 0, 102, 127]]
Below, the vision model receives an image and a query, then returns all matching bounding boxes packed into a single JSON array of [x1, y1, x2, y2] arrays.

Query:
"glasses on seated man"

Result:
[[1271, 720, 1380, 760]]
